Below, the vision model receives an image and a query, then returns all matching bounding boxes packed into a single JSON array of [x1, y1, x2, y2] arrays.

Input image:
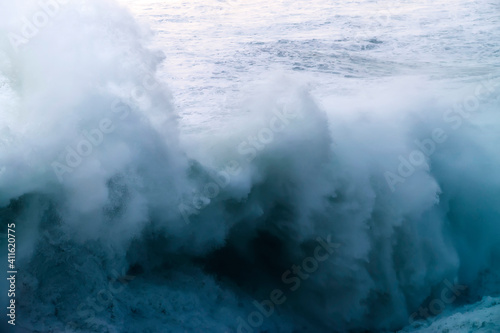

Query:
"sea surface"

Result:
[[0, 0, 499, 332], [119, 0, 500, 133]]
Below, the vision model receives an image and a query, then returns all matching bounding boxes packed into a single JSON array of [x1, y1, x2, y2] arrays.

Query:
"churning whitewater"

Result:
[[0, 0, 499, 332]]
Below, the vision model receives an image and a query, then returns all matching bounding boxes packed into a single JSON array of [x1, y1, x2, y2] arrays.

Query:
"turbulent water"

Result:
[[0, 0, 499, 332]]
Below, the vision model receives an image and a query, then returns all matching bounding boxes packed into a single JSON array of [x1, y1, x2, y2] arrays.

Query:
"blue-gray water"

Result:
[[0, 0, 499, 332]]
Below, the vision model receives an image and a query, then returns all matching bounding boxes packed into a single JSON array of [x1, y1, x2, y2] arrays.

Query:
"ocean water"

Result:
[[0, 0, 499, 332], [121, 0, 499, 132]]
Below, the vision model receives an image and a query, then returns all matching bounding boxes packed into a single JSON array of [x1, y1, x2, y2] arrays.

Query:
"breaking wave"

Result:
[[0, 0, 499, 332]]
